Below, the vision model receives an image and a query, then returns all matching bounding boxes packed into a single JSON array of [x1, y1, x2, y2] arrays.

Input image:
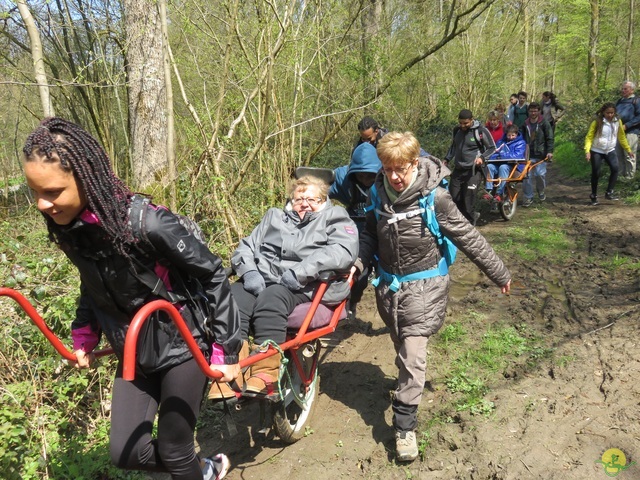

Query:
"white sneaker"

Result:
[[202, 454, 230, 480], [395, 431, 419, 462]]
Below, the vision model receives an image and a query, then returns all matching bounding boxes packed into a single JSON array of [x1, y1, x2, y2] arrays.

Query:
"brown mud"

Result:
[[161, 169, 640, 480]]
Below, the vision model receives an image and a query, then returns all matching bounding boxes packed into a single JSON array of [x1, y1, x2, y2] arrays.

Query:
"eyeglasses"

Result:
[[383, 163, 414, 176], [292, 197, 324, 206]]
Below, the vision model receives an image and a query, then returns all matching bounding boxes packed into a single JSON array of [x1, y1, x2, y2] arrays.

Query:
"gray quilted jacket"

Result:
[[359, 156, 511, 339], [232, 201, 359, 305]]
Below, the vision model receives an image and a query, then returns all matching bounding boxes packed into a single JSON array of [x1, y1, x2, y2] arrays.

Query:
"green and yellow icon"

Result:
[[595, 448, 636, 477]]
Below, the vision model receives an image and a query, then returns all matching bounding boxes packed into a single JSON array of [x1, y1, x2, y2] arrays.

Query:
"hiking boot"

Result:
[[605, 191, 619, 201], [590, 194, 598, 206], [538, 192, 546, 201], [202, 454, 230, 480], [244, 346, 282, 396], [395, 431, 419, 462], [521, 198, 534, 207], [208, 341, 249, 400]]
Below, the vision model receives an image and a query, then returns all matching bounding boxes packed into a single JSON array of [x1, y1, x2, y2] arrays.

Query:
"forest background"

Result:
[[0, 0, 639, 478], [1, 0, 638, 256]]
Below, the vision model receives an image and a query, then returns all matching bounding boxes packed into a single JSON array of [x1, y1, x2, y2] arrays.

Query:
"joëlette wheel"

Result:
[[272, 343, 320, 443]]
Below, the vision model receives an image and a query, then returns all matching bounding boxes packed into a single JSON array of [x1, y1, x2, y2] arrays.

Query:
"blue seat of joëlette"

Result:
[[287, 302, 347, 330]]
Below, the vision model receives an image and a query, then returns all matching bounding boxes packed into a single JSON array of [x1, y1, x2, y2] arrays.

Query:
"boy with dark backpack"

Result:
[[356, 131, 511, 463]]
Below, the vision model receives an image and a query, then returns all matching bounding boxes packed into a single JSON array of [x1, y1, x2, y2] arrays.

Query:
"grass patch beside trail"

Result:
[[492, 207, 573, 263], [417, 311, 554, 458]]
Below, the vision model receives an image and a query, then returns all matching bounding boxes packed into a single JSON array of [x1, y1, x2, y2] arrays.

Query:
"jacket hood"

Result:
[[347, 143, 382, 179], [469, 119, 482, 130]]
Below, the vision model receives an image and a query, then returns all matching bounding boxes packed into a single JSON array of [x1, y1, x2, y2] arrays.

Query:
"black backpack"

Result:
[[127, 195, 212, 335]]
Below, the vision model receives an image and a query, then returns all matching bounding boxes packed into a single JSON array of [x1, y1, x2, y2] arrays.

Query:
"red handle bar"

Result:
[[1, 272, 349, 382], [0, 287, 113, 362]]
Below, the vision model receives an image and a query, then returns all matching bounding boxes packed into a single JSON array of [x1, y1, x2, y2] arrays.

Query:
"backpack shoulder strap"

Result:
[[128, 195, 186, 304], [364, 184, 381, 221], [129, 194, 152, 247]]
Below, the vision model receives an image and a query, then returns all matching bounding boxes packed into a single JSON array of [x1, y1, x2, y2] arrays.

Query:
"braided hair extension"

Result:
[[23, 117, 134, 256]]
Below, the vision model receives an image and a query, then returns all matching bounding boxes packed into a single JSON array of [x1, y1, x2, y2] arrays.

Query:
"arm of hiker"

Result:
[[70, 288, 101, 368], [584, 121, 597, 159], [145, 206, 244, 364]]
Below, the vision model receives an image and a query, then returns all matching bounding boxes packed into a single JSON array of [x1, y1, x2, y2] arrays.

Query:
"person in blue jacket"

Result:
[[329, 143, 382, 317], [484, 124, 526, 202]]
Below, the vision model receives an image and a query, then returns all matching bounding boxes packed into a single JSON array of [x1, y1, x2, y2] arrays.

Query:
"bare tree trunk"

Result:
[[159, 0, 176, 210], [625, 0, 635, 79], [361, 0, 383, 96], [16, 0, 54, 117], [123, 0, 168, 189], [588, 0, 599, 94], [522, 3, 529, 92]]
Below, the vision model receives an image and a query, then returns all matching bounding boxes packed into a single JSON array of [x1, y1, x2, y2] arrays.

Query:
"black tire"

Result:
[[500, 195, 517, 221], [272, 344, 320, 443]]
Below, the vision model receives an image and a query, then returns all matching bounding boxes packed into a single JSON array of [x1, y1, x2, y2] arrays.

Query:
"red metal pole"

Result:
[[123, 299, 219, 381], [0, 287, 113, 361]]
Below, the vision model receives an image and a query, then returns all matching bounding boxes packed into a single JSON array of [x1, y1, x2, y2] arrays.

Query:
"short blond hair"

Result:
[[288, 175, 329, 199], [376, 131, 421, 168]]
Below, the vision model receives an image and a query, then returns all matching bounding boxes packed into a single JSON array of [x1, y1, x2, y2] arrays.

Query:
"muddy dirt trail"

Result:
[[171, 170, 639, 480]]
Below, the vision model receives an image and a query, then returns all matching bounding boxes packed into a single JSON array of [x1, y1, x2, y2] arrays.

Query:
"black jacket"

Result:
[[445, 121, 496, 169], [64, 203, 242, 374], [521, 118, 554, 159]]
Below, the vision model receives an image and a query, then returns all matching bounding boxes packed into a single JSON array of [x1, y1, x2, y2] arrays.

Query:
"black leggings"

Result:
[[590, 150, 619, 196], [110, 358, 208, 480], [231, 281, 308, 344]]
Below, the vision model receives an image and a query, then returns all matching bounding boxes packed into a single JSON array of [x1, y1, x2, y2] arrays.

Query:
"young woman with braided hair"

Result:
[[23, 117, 241, 480]]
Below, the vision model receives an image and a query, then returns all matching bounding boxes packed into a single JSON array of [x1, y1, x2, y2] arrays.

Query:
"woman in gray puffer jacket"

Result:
[[357, 131, 511, 462]]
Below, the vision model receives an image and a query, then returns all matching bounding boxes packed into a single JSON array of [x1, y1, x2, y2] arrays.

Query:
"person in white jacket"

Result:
[[584, 102, 635, 205]]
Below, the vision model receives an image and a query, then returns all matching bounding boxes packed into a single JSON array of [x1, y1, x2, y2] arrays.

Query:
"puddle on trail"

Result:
[[449, 269, 483, 301], [449, 270, 575, 323]]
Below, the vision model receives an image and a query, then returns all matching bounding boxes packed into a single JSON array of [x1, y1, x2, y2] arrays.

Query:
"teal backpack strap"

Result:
[[364, 184, 381, 221], [419, 187, 457, 267]]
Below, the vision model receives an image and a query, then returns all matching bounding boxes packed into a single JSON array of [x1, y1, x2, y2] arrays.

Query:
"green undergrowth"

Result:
[[417, 310, 554, 456], [0, 216, 138, 479]]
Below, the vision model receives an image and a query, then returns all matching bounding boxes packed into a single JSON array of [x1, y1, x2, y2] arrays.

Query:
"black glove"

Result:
[[242, 271, 266, 296], [279, 270, 302, 291]]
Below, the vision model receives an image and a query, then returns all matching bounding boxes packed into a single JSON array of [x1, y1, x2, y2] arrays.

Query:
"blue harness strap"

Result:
[[366, 183, 457, 290], [371, 258, 449, 292]]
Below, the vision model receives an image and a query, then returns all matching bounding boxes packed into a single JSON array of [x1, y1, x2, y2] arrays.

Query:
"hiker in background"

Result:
[[615, 80, 640, 179], [506, 93, 519, 123], [329, 143, 381, 319], [485, 110, 506, 144], [354, 115, 388, 151], [444, 109, 496, 224], [512, 91, 529, 128], [520, 102, 554, 207], [229, 175, 358, 397], [584, 103, 634, 205], [22, 117, 241, 480], [356, 131, 511, 463], [541, 91, 565, 133]]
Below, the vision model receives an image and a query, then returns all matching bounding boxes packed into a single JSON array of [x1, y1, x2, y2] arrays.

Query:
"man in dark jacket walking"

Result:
[[615, 80, 640, 178], [521, 102, 554, 207], [444, 109, 496, 224]]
